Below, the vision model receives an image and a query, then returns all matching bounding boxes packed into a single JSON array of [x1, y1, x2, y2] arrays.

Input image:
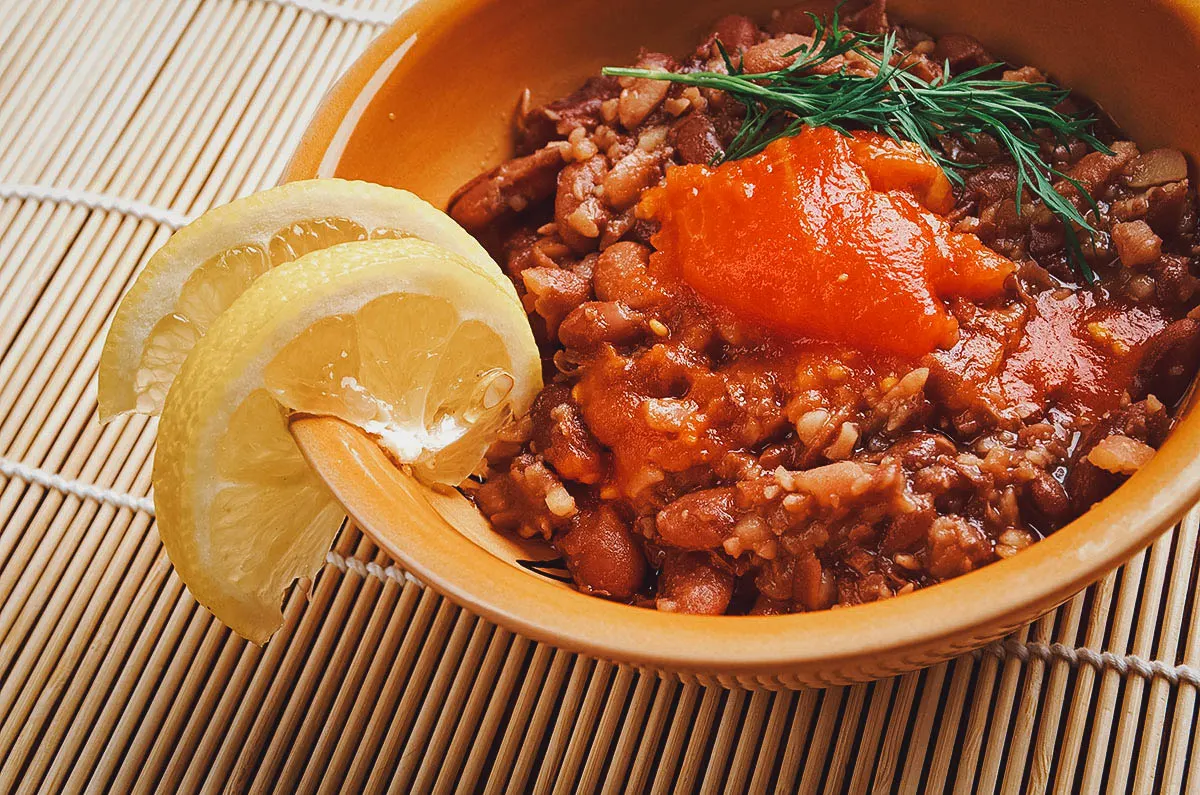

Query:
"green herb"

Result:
[[602, 9, 1111, 282]]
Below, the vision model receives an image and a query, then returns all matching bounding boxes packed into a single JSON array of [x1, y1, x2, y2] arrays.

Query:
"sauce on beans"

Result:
[[639, 126, 1015, 357], [452, 4, 1200, 614]]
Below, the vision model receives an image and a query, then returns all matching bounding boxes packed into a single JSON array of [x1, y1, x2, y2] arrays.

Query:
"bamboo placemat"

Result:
[[1, 0, 1200, 791]]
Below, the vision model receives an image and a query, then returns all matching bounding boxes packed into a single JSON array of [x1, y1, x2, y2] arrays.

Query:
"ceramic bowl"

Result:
[[285, 0, 1200, 687]]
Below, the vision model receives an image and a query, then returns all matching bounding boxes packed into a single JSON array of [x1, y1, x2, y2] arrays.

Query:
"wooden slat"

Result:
[[0, 1, 1198, 791]]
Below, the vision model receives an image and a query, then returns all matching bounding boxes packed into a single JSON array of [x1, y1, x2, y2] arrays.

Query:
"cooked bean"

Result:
[[1153, 253, 1200, 306], [1001, 65, 1046, 83], [1060, 142, 1138, 199], [742, 34, 811, 74], [767, 3, 829, 34], [617, 53, 674, 130], [933, 33, 991, 71], [655, 552, 734, 614], [448, 145, 565, 231], [926, 515, 990, 579], [556, 506, 647, 599], [530, 385, 607, 484], [791, 548, 836, 611], [1126, 148, 1188, 189], [592, 241, 670, 309], [476, 453, 576, 540], [1086, 434, 1156, 474], [710, 14, 760, 53], [602, 148, 662, 210], [749, 595, 787, 615], [1112, 220, 1162, 269], [1029, 471, 1069, 520], [1144, 182, 1192, 236], [767, 0, 886, 34], [670, 112, 724, 165], [521, 266, 591, 335], [558, 301, 646, 350], [1133, 317, 1200, 403], [656, 487, 738, 549], [516, 76, 621, 152], [890, 432, 956, 470], [555, 156, 609, 253]]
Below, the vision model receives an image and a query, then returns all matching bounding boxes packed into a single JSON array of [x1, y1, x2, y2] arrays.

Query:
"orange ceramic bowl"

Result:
[[286, 0, 1200, 687]]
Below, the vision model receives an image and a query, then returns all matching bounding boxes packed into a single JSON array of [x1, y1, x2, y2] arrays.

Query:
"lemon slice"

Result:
[[153, 238, 541, 642], [99, 179, 517, 421]]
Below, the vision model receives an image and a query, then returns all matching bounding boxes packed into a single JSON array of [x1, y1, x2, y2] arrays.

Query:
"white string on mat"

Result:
[[0, 183, 191, 229], [0, 456, 422, 585], [1, 454, 1196, 689], [324, 548, 424, 586], [981, 638, 1200, 688], [0, 456, 156, 514], [252, 0, 397, 26]]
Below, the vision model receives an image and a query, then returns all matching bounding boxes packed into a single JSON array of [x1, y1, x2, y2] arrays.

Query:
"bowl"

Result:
[[284, 0, 1200, 687]]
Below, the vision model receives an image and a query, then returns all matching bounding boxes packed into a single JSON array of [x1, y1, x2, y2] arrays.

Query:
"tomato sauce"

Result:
[[639, 126, 1016, 358], [639, 126, 1169, 424], [934, 289, 1171, 422]]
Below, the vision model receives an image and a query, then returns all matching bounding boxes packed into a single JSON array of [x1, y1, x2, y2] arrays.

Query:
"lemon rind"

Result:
[[153, 238, 540, 642], [99, 179, 518, 422]]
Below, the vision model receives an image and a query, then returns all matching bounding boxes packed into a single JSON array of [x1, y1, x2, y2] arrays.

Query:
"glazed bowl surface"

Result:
[[286, 0, 1200, 687]]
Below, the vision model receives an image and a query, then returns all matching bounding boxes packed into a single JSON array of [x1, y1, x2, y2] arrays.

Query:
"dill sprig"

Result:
[[602, 10, 1111, 282]]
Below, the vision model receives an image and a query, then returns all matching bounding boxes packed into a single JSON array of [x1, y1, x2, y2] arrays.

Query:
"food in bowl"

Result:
[[447, 0, 1200, 615]]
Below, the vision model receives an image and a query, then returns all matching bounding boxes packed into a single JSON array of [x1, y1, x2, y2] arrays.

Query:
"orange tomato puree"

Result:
[[639, 126, 1016, 358]]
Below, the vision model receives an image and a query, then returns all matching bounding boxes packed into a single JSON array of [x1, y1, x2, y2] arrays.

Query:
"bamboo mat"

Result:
[[2, 0, 1200, 791]]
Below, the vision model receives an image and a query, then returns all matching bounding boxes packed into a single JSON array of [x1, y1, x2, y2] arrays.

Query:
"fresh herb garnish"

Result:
[[602, 9, 1111, 282]]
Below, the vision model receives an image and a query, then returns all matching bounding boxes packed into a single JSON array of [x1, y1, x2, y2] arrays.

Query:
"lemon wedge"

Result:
[[153, 238, 540, 642], [99, 179, 517, 421]]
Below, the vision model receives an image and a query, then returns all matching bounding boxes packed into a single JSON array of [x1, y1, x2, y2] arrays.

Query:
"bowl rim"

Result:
[[283, 0, 1200, 676]]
